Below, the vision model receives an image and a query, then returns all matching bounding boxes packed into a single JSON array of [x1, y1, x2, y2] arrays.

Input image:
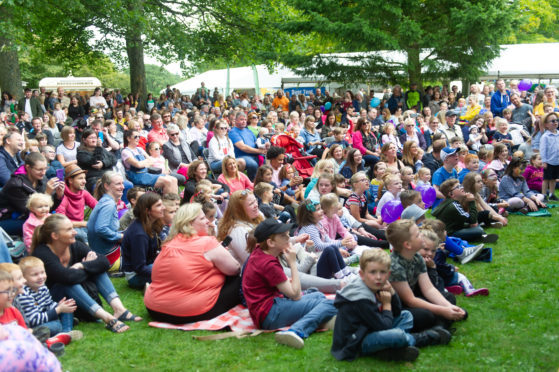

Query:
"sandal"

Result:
[[117, 310, 142, 323], [105, 319, 129, 333]]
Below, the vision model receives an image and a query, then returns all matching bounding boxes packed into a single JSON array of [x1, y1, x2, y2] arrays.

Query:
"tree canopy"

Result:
[[276, 0, 520, 87]]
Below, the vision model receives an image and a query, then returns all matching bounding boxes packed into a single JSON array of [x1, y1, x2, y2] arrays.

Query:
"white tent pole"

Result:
[[226, 64, 230, 97], [252, 64, 260, 97]]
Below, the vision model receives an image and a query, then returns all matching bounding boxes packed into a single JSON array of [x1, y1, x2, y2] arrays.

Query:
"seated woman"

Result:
[[217, 155, 253, 194], [121, 193, 164, 289], [242, 218, 337, 349], [121, 130, 178, 194], [0, 152, 64, 236], [56, 126, 80, 168], [161, 124, 196, 180], [340, 148, 365, 180], [32, 214, 141, 333], [498, 157, 546, 213], [399, 118, 427, 151], [144, 203, 241, 324], [380, 142, 404, 173], [146, 141, 186, 185], [351, 118, 380, 168], [76, 128, 117, 193], [207, 120, 245, 174], [181, 160, 230, 204], [324, 143, 346, 174], [87, 172, 125, 270], [297, 116, 325, 159]]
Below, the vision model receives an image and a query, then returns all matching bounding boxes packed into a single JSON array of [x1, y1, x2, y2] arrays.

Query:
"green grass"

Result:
[[60, 203, 559, 372]]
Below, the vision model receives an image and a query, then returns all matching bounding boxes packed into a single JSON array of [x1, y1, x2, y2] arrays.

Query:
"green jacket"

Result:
[[431, 199, 478, 235]]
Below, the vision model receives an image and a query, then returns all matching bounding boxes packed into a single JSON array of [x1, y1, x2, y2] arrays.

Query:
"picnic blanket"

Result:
[[149, 294, 336, 340], [510, 209, 552, 217]]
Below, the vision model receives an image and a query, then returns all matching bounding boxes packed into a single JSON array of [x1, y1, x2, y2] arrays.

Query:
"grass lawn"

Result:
[[60, 203, 559, 372]]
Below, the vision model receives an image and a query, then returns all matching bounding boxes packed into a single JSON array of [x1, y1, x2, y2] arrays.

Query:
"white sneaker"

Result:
[[275, 330, 305, 349], [457, 244, 484, 264], [66, 330, 84, 341]]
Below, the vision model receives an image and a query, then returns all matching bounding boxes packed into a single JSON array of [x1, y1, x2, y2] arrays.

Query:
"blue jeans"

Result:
[[127, 265, 152, 289], [74, 227, 88, 244], [50, 273, 119, 316], [0, 219, 24, 237], [238, 155, 258, 180], [0, 234, 12, 263], [210, 160, 223, 174], [361, 310, 415, 355], [261, 291, 337, 338], [41, 320, 62, 337]]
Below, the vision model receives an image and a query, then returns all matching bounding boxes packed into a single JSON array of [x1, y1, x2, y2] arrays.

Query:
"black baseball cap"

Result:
[[254, 218, 293, 243]]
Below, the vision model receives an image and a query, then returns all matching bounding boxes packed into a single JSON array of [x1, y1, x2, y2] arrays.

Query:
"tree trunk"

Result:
[[125, 29, 147, 106], [406, 46, 422, 89], [0, 5, 23, 99]]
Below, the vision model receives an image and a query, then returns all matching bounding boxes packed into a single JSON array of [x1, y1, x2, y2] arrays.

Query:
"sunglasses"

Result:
[[169, 133, 179, 137], [133, 135, 140, 139], [152, 147, 160, 151], [548, 119, 558, 124], [163, 115, 171, 118]]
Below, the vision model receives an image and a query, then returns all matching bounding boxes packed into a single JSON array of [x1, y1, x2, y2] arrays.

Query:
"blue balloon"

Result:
[[370, 97, 381, 108], [324, 102, 332, 110]]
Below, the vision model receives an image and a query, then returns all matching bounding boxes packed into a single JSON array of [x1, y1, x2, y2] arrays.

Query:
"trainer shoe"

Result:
[[66, 330, 84, 341], [374, 346, 419, 361], [549, 194, 558, 201], [48, 342, 65, 357], [481, 234, 499, 244], [275, 330, 305, 349], [445, 285, 463, 295], [46, 333, 71, 347], [457, 244, 484, 264], [489, 222, 503, 229], [465, 288, 489, 297]]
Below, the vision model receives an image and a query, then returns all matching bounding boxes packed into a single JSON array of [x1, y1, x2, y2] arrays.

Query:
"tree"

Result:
[[513, 0, 559, 43], [277, 0, 520, 87]]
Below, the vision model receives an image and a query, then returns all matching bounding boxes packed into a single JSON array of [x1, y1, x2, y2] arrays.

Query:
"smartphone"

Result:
[[222, 236, 232, 247], [98, 131, 104, 142], [56, 168, 64, 182]]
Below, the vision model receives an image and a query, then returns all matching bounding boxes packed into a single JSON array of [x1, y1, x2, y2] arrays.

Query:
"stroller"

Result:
[[271, 134, 317, 179]]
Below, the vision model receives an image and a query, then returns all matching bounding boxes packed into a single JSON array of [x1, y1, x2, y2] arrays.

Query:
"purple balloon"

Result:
[[118, 208, 128, 220], [518, 79, 532, 92], [416, 184, 436, 208], [381, 200, 404, 224]]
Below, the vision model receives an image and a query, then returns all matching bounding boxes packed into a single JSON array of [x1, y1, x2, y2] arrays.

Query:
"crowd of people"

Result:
[[0, 78, 558, 366]]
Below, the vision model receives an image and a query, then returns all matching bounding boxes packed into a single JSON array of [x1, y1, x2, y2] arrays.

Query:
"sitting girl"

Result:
[[415, 167, 431, 187], [498, 157, 546, 213], [279, 164, 304, 201], [400, 166, 415, 191], [146, 142, 167, 174], [486, 143, 508, 180], [297, 200, 356, 281], [23, 193, 53, 251], [375, 174, 402, 219], [217, 155, 253, 194], [523, 154, 544, 193], [242, 218, 337, 349], [346, 172, 384, 229]]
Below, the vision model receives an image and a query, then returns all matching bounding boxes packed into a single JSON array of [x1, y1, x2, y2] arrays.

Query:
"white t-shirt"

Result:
[[208, 135, 235, 163], [56, 141, 80, 162]]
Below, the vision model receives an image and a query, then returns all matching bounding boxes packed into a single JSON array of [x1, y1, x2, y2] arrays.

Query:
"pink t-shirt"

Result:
[[217, 173, 254, 194]]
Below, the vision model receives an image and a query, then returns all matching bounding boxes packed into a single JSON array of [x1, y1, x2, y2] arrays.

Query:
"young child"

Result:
[[523, 154, 544, 193], [254, 182, 291, 223], [468, 126, 482, 152], [279, 164, 304, 201], [56, 164, 98, 244], [346, 172, 383, 229], [119, 186, 145, 231], [256, 127, 270, 149], [330, 127, 350, 149], [419, 228, 489, 298], [17, 257, 81, 337], [381, 123, 402, 151], [400, 190, 423, 210], [487, 143, 509, 180], [365, 162, 387, 213], [478, 146, 492, 170], [0, 269, 26, 328], [297, 200, 356, 281], [387, 220, 467, 332], [492, 118, 514, 153], [202, 201, 218, 236], [53, 102, 66, 125], [40, 145, 63, 180], [331, 249, 450, 362], [159, 194, 179, 241], [146, 142, 167, 174], [242, 218, 337, 349], [376, 174, 402, 218], [540, 113, 559, 200], [458, 154, 480, 183], [400, 166, 414, 191], [414, 167, 431, 187], [23, 193, 53, 251]]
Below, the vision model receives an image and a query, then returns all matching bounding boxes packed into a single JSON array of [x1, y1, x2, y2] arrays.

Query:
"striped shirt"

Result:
[[16, 285, 58, 327]]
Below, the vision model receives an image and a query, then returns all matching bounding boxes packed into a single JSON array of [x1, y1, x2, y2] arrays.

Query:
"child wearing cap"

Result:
[[431, 147, 459, 209], [55, 164, 98, 244], [242, 218, 337, 349]]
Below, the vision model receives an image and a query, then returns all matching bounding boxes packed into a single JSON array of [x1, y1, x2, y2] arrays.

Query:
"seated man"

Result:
[[228, 112, 266, 180]]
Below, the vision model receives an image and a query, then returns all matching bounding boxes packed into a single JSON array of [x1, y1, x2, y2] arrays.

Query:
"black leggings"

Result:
[[147, 275, 241, 324], [356, 233, 390, 248], [362, 224, 387, 240], [316, 246, 346, 278]]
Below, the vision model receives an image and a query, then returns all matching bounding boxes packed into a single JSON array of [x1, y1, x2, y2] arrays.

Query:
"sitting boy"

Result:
[[331, 249, 451, 362], [387, 220, 467, 332]]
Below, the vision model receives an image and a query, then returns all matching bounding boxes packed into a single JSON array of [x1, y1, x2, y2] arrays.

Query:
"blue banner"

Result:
[[284, 87, 325, 97]]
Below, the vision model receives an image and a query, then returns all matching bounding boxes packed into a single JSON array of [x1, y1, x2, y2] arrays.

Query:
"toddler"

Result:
[[254, 182, 290, 223], [523, 154, 543, 193], [414, 167, 431, 186], [23, 193, 53, 251], [256, 128, 271, 149], [419, 228, 489, 297], [458, 154, 480, 183], [53, 102, 66, 125], [376, 174, 402, 218], [492, 118, 513, 153], [17, 257, 80, 337], [468, 125, 482, 151]]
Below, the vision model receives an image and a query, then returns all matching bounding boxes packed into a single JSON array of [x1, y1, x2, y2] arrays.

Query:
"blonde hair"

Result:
[[165, 203, 203, 242], [311, 159, 334, 178], [18, 256, 44, 275], [419, 228, 440, 247], [350, 171, 368, 186], [0, 270, 13, 283], [254, 182, 273, 199], [320, 193, 340, 212], [386, 219, 415, 252], [359, 248, 390, 271], [26, 193, 53, 211], [0, 263, 21, 274], [414, 167, 430, 183]]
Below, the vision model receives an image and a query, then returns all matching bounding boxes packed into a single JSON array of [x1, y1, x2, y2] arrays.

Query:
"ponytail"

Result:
[[30, 214, 67, 253]]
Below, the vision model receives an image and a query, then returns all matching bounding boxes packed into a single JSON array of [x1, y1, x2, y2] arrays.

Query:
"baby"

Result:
[[23, 193, 53, 251]]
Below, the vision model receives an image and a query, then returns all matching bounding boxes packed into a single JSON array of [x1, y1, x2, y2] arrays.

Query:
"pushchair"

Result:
[[271, 134, 317, 179]]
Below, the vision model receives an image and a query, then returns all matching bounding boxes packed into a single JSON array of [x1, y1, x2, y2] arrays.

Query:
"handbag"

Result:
[[148, 167, 162, 174]]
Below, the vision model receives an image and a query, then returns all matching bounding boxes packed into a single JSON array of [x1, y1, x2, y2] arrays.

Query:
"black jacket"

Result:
[[0, 146, 23, 187], [77, 146, 117, 191], [331, 278, 402, 361]]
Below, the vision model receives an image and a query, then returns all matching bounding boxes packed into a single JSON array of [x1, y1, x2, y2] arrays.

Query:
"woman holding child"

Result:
[[144, 203, 241, 324], [32, 214, 140, 333]]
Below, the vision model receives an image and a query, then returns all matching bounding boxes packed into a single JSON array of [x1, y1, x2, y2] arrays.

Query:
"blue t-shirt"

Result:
[[229, 127, 257, 158], [432, 166, 458, 209]]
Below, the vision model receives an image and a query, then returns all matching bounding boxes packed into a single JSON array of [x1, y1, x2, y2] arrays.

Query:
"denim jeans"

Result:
[[122, 180, 133, 204], [74, 227, 88, 244], [261, 291, 337, 338], [210, 160, 223, 174], [50, 273, 119, 316], [238, 155, 259, 180], [361, 310, 415, 355], [41, 320, 62, 337]]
